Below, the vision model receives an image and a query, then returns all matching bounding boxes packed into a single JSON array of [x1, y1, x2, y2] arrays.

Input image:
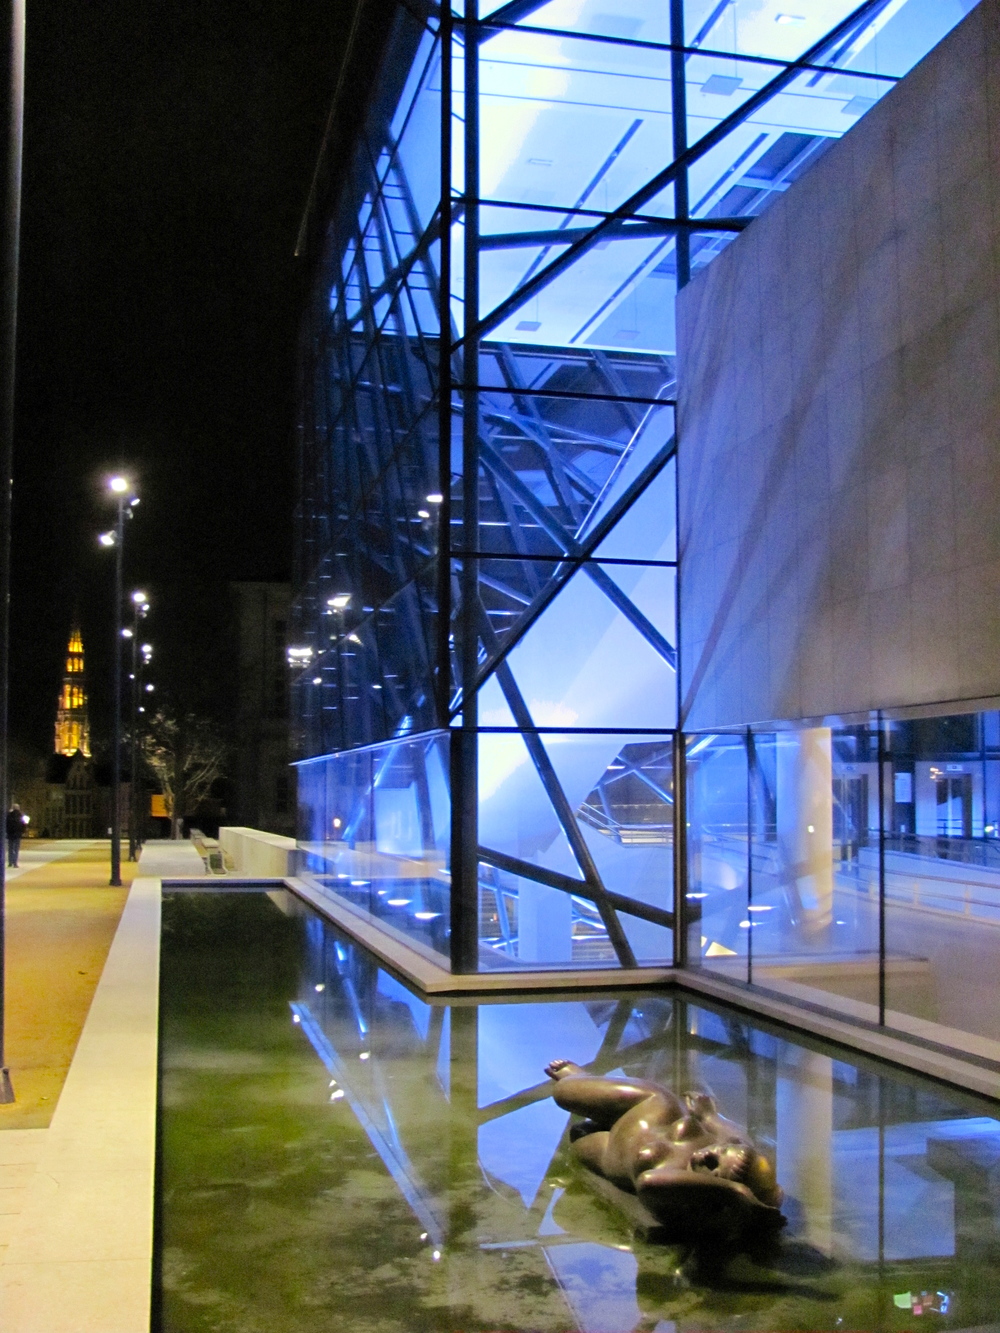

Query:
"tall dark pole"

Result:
[[0, 0, 25, 1104], [110, 497, 125, 887], [669, 0, 690, 290], [128, 617, 138, 861], [451, 0, 479, 974]]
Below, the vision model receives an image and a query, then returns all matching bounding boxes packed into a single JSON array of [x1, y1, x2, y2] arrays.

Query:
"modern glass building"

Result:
[[291, 0, 980, 985]]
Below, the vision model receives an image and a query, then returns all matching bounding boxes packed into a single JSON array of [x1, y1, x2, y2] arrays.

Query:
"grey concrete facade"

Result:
[[231, 581, 295, 836], [677, 0, 1000, 731]]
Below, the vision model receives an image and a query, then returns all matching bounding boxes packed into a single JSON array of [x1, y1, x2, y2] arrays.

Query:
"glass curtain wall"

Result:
[[293, 0, 979, 973], [687, 704, 1000, 1068]]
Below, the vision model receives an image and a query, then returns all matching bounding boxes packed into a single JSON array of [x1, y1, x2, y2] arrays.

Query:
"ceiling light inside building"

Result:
[[702, 74, 743, 96]]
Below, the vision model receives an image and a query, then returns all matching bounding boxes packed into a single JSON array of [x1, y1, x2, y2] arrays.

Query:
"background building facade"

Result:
[[292, 0, 978, 976], [232, 581, 295, 836]]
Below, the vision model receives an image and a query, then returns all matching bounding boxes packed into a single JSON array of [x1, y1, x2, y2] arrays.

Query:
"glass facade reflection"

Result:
[[293, 0, 978, 972], [160, 889, 1000, 1332], [687, 705, 1000, 1066]]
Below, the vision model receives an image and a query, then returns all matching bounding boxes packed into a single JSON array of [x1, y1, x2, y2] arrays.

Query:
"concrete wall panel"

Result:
[[678, 0, 1000, 730]]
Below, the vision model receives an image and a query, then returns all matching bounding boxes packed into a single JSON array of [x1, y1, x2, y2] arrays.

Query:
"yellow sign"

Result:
[[150, 794, 168, 818]]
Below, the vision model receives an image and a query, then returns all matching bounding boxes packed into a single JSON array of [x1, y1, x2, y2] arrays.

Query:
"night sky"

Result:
[[10, 0, 376, 752]]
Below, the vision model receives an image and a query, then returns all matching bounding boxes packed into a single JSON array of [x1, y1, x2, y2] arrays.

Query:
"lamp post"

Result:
[[127, 592, 149, 861], [0, 0, 26, 1108], [100, 475, 138, 887]]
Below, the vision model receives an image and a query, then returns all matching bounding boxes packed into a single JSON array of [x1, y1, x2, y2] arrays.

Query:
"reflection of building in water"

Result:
[[54, 625, 90, 758], [273, 896, 1000, 1327]]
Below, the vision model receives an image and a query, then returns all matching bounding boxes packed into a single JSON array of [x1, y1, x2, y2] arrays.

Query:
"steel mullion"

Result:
[[452, 0, 481, 974], [478, 195, 754, 226], [477, 847, 675, 932], [451, 552, 676, 567], [477, 383, 676, 409], [437, 18, 453, 730], [670, 0, 690, 289], [479, 218, 749, 250]]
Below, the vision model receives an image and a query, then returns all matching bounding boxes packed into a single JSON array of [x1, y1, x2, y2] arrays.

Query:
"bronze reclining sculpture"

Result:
[[545, 1059, 785, 1245]]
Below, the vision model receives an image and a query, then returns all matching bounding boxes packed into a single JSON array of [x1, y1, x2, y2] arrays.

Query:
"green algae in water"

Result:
[[157, 890, 1000, 1332]]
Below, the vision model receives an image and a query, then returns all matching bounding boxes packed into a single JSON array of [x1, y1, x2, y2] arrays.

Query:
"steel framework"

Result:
[[292, 0, 969, 974]]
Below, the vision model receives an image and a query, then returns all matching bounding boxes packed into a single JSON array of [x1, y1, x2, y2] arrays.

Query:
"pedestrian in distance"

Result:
[[5, 804, 28, 867]]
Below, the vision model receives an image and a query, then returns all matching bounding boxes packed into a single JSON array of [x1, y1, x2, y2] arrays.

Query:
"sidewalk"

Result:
[[0, 841, 139, 1130]]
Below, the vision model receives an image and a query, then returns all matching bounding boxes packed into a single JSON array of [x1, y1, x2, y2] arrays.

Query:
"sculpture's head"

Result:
[[689, 1143, 783, 1210], [634, 1164, 784, 1245], [634, 1137, 784, 1244]]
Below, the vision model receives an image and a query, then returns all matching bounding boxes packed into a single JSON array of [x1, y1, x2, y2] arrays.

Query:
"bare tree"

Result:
[[142, 710, 227, 839]]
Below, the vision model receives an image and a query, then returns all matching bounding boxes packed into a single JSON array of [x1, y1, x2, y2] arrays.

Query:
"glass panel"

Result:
[[477, 863, 603, 968], [591, 453, 677, 560], [883, 709, 1000, 1064], [500, 0, 671, 44], [296, 731, 452, 960], [749, 723, 881, 1014], [597, 561, 676, 641], [541, 730, 675, 907], [476, 349, 675, 554], [689, 0, 874, 64], [484, 232, 681, 350], [686, 731, 749, 979], [392, 34, 443, 234], [478, 30, 673, 219], [618, 909, 673, 963], [478, 727, 585, 881], [500, 566, 677, 730], [818, 0, 979, 78]]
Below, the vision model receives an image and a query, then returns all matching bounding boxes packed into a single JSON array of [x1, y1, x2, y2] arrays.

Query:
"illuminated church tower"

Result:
[[54, 626, 91, 757]]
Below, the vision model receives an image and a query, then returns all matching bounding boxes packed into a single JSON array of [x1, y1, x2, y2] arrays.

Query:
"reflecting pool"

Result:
[[158, 889, 1000, 1332]]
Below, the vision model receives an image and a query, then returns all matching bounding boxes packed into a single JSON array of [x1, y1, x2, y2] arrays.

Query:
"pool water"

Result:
[[157, 889, 1000, 1333]]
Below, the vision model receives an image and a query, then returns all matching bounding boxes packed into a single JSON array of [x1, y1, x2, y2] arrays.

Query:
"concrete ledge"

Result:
[[285, 877, 673, 995], [220, 826, 296, 877], [0, 878, 160, 1333]]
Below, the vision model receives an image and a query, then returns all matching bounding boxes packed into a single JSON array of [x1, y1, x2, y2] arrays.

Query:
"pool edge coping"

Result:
[[0, 876, 160, 1333]]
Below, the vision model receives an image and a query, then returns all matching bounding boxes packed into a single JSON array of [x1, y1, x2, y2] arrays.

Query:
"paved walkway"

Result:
[[136, 837, 207, 878], [0, 841, 137, 1130], [4, 839, 94, 883]]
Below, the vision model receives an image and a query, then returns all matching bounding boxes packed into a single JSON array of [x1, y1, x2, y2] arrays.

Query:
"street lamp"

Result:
[[99, 474, 138, 887], [128, 591, 150, 862], [0, 0, 25, 1107]]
